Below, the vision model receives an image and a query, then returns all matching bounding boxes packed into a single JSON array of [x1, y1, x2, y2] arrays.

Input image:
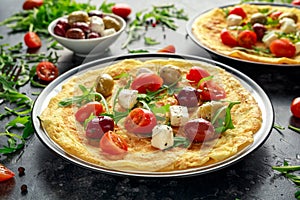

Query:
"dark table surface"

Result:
[[1, 0, 300, 199]]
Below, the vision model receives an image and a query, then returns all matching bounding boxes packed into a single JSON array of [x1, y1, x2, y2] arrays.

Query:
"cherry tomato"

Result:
[[157, 45, 176, 53], [124, 108, 157, 134], [100, 131, 128, 155], [75, 102, 104, 123], [184, 118, 217, 142], [220, 29, 238, 47], [270, 39, 296, 58], [270, 11, 283, 20], [0, 164, 15, 182], [237, 30, 257, 49], [229, 6, 247, 19], [199, 81, 226, 101], [131, 73, 163, 94], [292, 0, 300, 5], [175, 87, 200, 107], [186, 66, 210, 84], [36, 61, 59, 82], [111, 3, 132, 18], [24, 32, 41, 49], [291, 97, 300, 118], [23, 0, 43, 10], [85, 116, 114, 139]]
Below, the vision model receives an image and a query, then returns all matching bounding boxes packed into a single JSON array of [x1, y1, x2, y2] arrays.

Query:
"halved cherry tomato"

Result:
[[220, 29, 238, 47], [157, 45, 176, 53], [75, 102, 104, 123], [186, 66, 210, 84], [199, 81, 226, 101], [291, 97, 300, 118], [23, 0, 43, 10], [124, 108, 157, 134], [269, 39, 296, 58], [229, 6, 247, 19], [0, 164, 15, 182], [131, 73, 163, 94], [24, 32, 41, 49], [111, 3, 132, 18], [237, 30, 257, 49], [292, 0, 300, 5], [85, 116, 114, 139], [36, 61, 59, 82], [184, 118, 217, 142], [270, 11, 283, 20], [100, 131, 128, 155]]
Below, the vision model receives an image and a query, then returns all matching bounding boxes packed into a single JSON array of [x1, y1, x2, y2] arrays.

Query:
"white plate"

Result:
[[32, 53, 274, 177]]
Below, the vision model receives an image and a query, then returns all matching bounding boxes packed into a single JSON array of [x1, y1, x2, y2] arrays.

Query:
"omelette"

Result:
[[191, 4, 300, 65], [39, 58, 262, 172]]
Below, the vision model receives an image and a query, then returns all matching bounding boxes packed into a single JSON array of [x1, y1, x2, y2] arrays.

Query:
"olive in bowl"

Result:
[[48, 11, 126, 57]]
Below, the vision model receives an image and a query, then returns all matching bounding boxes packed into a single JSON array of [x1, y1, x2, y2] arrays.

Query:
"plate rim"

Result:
[[32, 53, 274, 177], [186, 2, 300, 67]]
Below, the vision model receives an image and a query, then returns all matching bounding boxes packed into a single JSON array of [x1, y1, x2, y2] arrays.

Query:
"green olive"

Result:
[[68, 11, 89, 25], [95, 74, 114, 97], [250, 13, 267, 25], [279, 12, 298, 23], [103, 16, 121, 31], [159, 65, 181, 85]]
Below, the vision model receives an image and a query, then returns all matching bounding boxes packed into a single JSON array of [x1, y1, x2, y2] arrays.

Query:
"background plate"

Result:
[[186, 3, 300, 67], [32, 53, 274, 177]]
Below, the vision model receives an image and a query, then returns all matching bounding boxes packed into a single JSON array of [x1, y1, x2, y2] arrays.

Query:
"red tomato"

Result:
[[237, 30, 257, 49], [112, 3, 132, 18], [270, 11, 283, 20], [186, 66, 210, 84], [229, 6, 247, 19], [184, 118, 217, 142], [124, 108, 157, 134], [100, 131, 128, 155], [291, 97, 300, 118], [131, 73, 163, 94], [199, 81, 226, 101], [292, 0, 300, 5], [270, 39, 296, 58], [157, 45, 176, 53], [220, 29, 238, 47], [36, 61, 59, 82], [0, 164, 15, 182], [23, 0, 43, 10], [75, 102, 104, 123], [24, 32, 42, 49]]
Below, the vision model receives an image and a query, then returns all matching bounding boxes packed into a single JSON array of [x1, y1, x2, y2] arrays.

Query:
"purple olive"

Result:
[[175, 86, 200, 107], [54, 24, 67, 37], [87, 32, 100, 39], [71, 22, 90, 33], [65, 28, 85, 39], [85, 116, 114, 139], [88, 10, 104, 18], [252, 23, 267, 41]]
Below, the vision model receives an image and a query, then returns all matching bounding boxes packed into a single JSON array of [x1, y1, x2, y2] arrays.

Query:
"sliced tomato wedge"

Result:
[[131, 73, 163, 94], [75, 102, 104, 123], [269, 39, 296, 58], [237, 30, 257, 49], [199, 81, 226, 101], [229, 6, 247, 19], [186, 66, 210, 84], [124, 108, 157, 134], [23, 0, 43, 10], [36, 61, 59, 82], [24, 32, 42, 49], [0, 164, 15, 182], [100, 131, 128, 155], [157, 45, 176, 53], [220, 29, 238, 47]]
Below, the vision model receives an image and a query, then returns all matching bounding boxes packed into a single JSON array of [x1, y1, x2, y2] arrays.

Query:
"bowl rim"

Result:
[[48, 12, 126, 42]]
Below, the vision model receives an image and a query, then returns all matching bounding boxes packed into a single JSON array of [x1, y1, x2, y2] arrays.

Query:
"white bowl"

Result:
[[48, 13, 126, 57]]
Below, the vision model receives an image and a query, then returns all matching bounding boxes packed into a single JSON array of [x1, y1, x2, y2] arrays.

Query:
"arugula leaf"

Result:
[[144, 37, 160, 45]]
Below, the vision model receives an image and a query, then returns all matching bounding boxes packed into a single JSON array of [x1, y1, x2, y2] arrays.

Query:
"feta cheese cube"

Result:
[[89, 16, 105, 34], [295, 42, 300, 54], [118, 89, 138, 109], [151, 125, 174, 150], [262, 31, 278, 47], [226, 14, 243, 27], [280, 18, 297, 34], [197, 101, 225, 121], [169, 105, 189, 126]]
